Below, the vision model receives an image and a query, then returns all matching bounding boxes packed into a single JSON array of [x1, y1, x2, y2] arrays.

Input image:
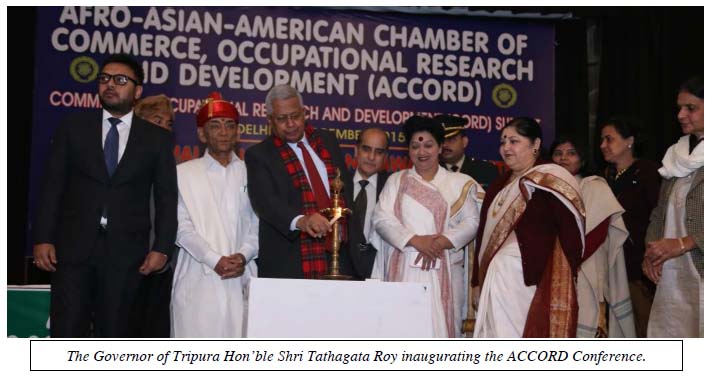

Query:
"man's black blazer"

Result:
[[245, 129, 351, 279], [459, 156, 499, 189], [341, 170, 389, 280], [33, 110, 178, 266]]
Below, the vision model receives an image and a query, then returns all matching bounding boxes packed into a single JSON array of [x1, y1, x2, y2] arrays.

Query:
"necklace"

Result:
[[614, 166, 630, 180]]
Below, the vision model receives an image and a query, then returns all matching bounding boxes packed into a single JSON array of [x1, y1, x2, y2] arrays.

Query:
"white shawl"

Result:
[[576, 176, 636, 338], [659, 135, 704, 178]]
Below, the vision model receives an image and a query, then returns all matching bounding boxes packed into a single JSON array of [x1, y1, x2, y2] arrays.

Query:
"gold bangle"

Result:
[[678, 237, 686, 252]]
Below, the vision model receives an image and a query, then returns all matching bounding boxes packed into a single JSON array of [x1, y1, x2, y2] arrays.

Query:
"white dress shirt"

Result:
[[446, 155, 465, 172], [101, 109, 133, 162], [287, 135, 330, 194]]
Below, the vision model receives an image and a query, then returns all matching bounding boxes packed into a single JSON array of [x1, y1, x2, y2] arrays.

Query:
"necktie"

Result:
[[104, 117, 121, 176], [297, 141, 331, 209], [450, 164, 459, 172], [354, 180, 369, 241]]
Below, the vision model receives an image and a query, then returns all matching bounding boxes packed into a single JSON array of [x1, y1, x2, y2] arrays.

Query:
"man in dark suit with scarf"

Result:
[[245, 85, 351, 279], [32, 53, 177, 337]]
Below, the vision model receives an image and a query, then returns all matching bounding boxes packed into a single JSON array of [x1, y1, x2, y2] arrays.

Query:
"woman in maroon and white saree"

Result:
[[472, 118, 586, 338], [371, 116, 481, 337]]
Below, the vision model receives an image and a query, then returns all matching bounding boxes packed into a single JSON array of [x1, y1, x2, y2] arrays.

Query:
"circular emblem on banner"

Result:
[[491, 83, 517, 109], [69, 56, 99, 83]]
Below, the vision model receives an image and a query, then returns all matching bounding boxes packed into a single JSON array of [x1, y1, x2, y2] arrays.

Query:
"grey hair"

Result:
[[265, 84, 304, 115]]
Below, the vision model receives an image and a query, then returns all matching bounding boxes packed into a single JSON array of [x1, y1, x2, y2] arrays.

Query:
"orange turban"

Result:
[[196, 92, 239, 127]]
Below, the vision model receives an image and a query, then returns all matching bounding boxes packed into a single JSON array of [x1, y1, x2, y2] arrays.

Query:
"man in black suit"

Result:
[[436, 114, 499, 189], [245, 85, 351, 279], [341, 128, 390, 280], [32, 54, 177, 337]]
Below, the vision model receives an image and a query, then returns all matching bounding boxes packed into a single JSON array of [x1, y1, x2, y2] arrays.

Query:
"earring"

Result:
[[627, 144, 632, 149]]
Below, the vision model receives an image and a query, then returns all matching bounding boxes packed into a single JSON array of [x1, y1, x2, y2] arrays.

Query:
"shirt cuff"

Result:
[[203, 252, 222, 274], [290, 215, 304, 232], [396, 231, 416, 251]]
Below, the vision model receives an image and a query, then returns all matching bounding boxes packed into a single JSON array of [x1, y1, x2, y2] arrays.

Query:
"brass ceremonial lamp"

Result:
[[320, 169, 351, 280]]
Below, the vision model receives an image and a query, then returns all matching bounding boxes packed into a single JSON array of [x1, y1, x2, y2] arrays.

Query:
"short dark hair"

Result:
[[549, 134, 594, 177], [403, 115, 445, 145], [679, 76, 703, 99], [357, 127, 389, 150], [100, 53, 144, 83], [503, 117, 544, 156], [600, 115, 642, 157]]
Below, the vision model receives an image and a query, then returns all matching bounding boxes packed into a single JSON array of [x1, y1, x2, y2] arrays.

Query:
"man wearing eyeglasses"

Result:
[[245, 84, 351, 279], [32, 53, 178, 337]]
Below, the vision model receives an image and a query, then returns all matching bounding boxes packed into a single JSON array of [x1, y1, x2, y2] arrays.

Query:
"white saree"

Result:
[[474, 164, 585, 338], [576, 176, 635, 338], [371, 167, 480, 337]]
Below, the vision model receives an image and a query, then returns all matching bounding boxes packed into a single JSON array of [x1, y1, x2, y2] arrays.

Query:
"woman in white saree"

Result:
[[371, 115, 482, 337], [472, 117, 586, 338]]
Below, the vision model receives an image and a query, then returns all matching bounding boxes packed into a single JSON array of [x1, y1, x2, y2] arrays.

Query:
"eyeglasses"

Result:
[[97, 73, 139, 86], [272, 111, 304, 125]]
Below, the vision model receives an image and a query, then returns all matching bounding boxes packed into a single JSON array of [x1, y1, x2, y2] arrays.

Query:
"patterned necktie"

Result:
[[104, 117, 121, 176], [297, 141, 331, 209], [354, 180, 369, 241]]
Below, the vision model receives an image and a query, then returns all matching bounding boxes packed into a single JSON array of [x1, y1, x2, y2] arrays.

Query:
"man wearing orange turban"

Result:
[[171, 92, 258, 337]]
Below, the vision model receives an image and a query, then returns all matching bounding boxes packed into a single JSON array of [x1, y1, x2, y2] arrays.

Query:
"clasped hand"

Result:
[[213, 253, 247, 279], [642, 238, 686, 283], [408, 234, 454, 271]]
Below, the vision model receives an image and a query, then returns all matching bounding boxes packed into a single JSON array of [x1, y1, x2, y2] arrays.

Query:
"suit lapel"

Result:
[[376, 171, 388, 199], [662, 167, 704, 204], [345, 171, 355, 204], [266, 139, 293, 188], [89, 113, 111, 183], [463, 158, 483, 181], [459, 157, 471, 175], [690, 167, 704, 191], [112, 116, 144, 182]]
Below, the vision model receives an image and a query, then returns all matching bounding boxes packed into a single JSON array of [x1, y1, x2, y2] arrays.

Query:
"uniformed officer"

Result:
[[436, 114, 499, 189]]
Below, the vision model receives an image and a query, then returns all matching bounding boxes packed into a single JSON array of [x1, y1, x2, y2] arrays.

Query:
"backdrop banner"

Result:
[[27, 6, 555, 255]]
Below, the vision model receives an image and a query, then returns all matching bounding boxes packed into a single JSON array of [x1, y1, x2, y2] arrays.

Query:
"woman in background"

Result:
[[600, 116, 660, 337], [551, 136, 635, 338]]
